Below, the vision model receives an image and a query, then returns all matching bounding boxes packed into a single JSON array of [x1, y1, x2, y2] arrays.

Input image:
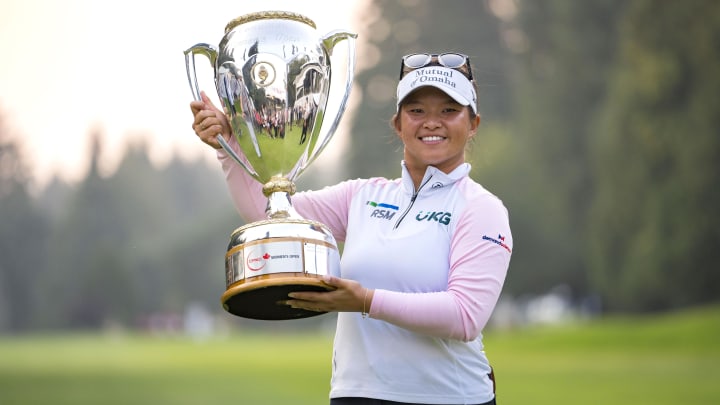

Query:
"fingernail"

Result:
[[287, 293, 297, 298]]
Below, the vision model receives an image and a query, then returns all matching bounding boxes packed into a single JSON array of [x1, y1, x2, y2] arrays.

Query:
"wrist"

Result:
[[361, 288, 374, 318]]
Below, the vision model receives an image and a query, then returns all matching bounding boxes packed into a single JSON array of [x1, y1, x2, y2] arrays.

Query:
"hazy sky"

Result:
[[0, 0, 365, 189]]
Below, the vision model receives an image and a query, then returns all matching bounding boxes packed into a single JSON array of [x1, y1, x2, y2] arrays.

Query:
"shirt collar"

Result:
[[400, 161, 471, 194]]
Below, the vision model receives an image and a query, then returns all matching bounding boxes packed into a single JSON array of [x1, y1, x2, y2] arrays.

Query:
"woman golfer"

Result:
[[190, 52, 512, 405]]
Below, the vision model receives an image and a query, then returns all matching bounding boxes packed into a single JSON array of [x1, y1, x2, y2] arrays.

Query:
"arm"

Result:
[[190, 92, 267, 222], [285, 194, 513, 341], [217, 142, 267, 222], [369, 198, 512, 341], [292, 179, 368, 243], [221, 157, 362, 240]]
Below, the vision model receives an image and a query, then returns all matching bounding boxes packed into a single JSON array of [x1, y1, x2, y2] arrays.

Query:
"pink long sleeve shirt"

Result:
[[218, 144, 512, 403]]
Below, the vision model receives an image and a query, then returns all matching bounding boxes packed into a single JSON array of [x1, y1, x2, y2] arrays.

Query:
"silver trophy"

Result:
[[184, 11, 356, 320]]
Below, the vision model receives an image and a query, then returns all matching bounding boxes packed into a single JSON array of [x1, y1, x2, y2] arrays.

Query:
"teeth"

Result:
[[422, 136, 444, 142]]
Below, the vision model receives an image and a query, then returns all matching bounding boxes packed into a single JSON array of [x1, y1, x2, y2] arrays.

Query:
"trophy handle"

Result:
[[184, 43, 248, 169], [184, 43, 217, 101], [306, 30, 358, 165]]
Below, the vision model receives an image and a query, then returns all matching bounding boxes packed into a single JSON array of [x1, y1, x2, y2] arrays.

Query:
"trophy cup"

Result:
[[184, 11, 356, 320]]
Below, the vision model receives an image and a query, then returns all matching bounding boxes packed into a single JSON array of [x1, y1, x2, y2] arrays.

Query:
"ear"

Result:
[[468, 113, 481, 137], [391, 113, 402, 135]]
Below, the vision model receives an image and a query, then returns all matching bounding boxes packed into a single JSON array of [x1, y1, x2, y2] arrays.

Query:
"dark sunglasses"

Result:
[[399, 53, 474, 81]]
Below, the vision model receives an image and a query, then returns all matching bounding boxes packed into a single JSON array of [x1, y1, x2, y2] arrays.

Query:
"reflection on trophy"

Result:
[[184, 11, 356, 320]]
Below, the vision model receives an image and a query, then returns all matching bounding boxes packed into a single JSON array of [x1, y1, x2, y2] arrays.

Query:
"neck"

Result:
[[404, 163, 426, 191]]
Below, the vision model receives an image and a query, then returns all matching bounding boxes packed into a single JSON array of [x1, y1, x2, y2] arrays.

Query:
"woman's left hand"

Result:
[[283, 275, 373, 315]]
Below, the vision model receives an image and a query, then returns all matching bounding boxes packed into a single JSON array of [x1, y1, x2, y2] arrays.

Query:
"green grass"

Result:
[[0, 333, 333, 405], [484, 305, 720, 404], [0, 305, 718, 404]]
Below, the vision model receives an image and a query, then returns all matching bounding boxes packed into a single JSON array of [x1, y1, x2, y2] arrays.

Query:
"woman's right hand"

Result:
[[190, 91, 232, 149]]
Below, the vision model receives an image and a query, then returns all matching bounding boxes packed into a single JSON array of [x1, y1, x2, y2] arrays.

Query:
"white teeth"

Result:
[[421, 136, 444, 142]]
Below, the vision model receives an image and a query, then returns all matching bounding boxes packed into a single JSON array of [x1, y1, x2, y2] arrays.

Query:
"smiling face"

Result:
[[393, 86, 481, 185]]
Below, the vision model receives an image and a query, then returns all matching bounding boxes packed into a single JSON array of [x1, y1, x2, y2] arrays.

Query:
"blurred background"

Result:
[[0, 0, 719, 403], [2, 0, 717, 333]]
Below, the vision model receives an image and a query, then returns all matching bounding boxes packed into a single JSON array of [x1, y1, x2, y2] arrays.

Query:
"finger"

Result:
[[190, 100, 206, 115], [200, 91, 223, 114], [206, 133, 223, 149], [197, 119, 217, 131], [192, 109, 214, 126], [190, 91, 218, 116], [321, 275, 343, 288], [192, 120, 207, 135], [282, 299, 320, 312], [287, 291, 324, 301], [190, 122, 222, 148], [197, 128, 222, 149], [200, 90, 212, 104]]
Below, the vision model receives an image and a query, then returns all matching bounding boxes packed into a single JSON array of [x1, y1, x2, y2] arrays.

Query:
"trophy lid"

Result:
[[225, 11, 317, 33]]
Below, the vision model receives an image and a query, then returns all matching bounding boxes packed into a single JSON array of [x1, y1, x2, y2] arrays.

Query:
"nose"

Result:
[[423, 117, 441, 130]]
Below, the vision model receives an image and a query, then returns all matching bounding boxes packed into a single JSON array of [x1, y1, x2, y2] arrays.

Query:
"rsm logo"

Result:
[[367, 201, 399, 221], [370, 209, 397, 220]]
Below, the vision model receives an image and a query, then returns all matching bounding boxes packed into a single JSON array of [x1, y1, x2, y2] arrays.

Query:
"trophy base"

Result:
[[221, 274, 334, 320]]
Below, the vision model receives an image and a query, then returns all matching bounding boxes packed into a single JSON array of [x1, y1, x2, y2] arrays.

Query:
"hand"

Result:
[[284, 275, 374, 315], [189, 91, 232, 149]]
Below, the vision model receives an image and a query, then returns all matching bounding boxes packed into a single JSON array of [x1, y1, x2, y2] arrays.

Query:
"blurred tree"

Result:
[[123, 156, 236, 316], [588, 0, 720, 311], [38, 133, 137, 328], [498, 0, 627, 299], [36, 132, 236, 329], [0, 112, 49, 332]]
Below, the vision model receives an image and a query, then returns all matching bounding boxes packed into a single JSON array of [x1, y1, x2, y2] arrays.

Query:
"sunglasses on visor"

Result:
[[399, 53, 474, 81]]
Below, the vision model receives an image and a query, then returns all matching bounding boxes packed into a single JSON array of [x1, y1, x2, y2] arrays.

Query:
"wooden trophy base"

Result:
[[221, 274, 333, 320]]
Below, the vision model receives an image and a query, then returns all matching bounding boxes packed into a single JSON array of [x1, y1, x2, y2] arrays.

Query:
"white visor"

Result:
[[396, 66, 477, 114]]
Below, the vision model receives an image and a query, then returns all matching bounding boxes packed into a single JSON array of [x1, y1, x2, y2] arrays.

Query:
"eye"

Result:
[[403, 105, 424, 114]]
